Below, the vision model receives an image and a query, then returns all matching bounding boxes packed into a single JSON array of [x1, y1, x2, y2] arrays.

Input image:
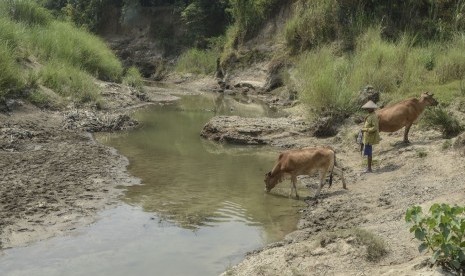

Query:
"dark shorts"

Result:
[[363, 144, 373, 156]]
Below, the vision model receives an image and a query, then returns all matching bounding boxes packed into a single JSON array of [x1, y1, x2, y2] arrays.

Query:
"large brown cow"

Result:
[[377, 92, 438, 143], [264, 146, 347, 199]]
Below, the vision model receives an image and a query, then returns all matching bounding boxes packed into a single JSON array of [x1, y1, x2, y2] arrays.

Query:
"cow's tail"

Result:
[[329, 150, 336, 187]]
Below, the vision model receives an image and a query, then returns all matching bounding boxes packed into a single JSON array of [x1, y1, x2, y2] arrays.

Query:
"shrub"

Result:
[[422, 106, 463, 138], [405, 204, 465, 273], [123, 66, 144, 90]]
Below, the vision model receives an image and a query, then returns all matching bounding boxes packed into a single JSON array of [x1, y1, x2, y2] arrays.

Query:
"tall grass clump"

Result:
[[123, 66, 144, 90], [0, 42, 23, 96], [0, 0, 52, 26], [29, 21, 123, 81], [39, 62, 99, 103], [294, 47, 355, 115], [223, 0, 282, 53], [351, 28, 413, 95], [292, 27, 448, 116], [422, 106, 463, 138], [175, 48, 218, 75], [349, 28, 441, 100], [0, 17, 27, 50], [435, 34, 465, 84], [284, 0, 338, 52]]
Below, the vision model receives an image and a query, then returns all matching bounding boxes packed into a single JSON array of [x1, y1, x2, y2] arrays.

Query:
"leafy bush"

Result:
[[422, 106, 463, 138], [405, 204, 465, 273]]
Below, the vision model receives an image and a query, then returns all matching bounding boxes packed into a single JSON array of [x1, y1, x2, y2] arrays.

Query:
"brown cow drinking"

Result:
[[377, 92, 438, 143], [264, 146, 347, 199]]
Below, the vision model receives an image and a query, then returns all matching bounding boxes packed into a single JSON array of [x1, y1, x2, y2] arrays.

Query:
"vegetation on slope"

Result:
[[0, 0, 126, 106]]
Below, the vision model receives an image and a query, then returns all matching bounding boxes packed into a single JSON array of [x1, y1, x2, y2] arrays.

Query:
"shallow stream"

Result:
[[1, 93, 304, 276]]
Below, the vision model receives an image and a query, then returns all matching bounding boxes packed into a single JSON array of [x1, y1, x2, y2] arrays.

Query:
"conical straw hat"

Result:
[[361, 100, 378, 109]]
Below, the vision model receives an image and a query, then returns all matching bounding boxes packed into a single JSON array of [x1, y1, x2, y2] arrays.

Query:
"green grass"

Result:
[[123, 66, 144, 90], [294, 46, 355, 115], [175, 48, 218, 75], [28, 21, 123, 81], [0, 0, 123, 106], [291, 27, 465, 117], [435, 35, 465, 84], [39, 61, 99, 103], [0, 42, 24, 96], [0, 0, 52, 26], [422, 106, 463, 138], [284, 0, 338, 52]]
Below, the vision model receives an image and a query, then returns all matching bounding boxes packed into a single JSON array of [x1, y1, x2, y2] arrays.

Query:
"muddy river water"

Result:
[[1, 93, 305, 276]]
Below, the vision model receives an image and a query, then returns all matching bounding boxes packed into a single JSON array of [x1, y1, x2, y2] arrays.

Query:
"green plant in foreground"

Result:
[[405, 204, 465, 273]]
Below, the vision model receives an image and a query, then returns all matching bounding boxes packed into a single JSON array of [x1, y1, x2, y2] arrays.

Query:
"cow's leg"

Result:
[[333, 166, 347, 189], [315, 170, 327, 198], [290, 175, 299, 199], [403, 124, 412, 143]]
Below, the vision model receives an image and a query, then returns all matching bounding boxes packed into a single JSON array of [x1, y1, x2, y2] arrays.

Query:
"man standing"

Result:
[[361, 100, 380, 173]]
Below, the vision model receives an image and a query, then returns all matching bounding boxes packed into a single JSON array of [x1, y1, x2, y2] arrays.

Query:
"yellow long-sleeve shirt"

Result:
[[362, 112, 380, 145]]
